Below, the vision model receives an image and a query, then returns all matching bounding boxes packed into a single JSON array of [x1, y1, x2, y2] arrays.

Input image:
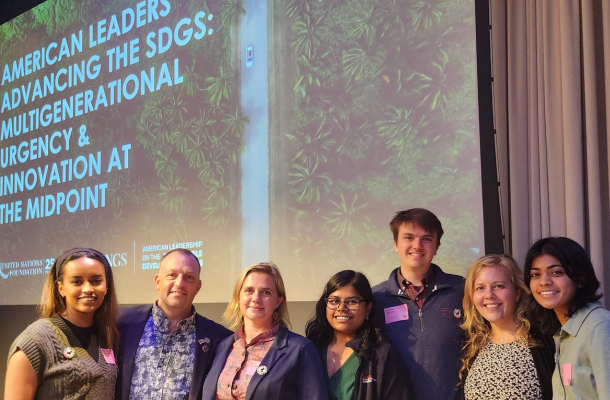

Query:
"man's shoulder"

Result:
[[372, 268, 399, 294], [433, 264, 465, 288], [118, 304, 152, 325], [195, 313, 232, 338], [372, 280, 389, 293]]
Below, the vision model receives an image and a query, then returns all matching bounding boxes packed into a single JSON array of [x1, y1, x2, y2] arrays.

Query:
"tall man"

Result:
[[116, 249, 232, 400], [372, 208, 465, 400]]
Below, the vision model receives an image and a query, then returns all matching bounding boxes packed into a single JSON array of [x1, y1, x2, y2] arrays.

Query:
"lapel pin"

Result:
[[256, 365, 268, 375], [63, 347, 75, 359], [202, 337, 210, 344], [201, 345, 209, 352], [362, 374, 377, 383]]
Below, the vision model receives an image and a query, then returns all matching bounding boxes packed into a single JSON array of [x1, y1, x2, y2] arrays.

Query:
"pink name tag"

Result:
[[561, 364, 572, 385], [384, 304, 409, 324], [101, 348, 115, 364], [245, 360, 261, 376]]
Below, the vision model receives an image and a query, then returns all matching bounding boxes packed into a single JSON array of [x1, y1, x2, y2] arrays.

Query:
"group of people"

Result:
[[4, 208, 610, 400]]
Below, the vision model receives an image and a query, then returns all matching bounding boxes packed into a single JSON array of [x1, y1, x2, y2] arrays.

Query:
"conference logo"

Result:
[[0, 261, 8, 279], [0, 259, 45, 279]]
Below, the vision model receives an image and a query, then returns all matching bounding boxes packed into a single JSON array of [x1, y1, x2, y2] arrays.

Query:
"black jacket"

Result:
[[115, 304, 232, 400], [321, 337, 413, 400], [460, 327, 555, 400], [529, 327, 555, 400]]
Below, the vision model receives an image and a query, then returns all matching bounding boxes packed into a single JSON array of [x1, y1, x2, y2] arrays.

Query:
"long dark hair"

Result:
[[524, 237, 602, 334], [305, 270, 381, 359], [40, 248, 119, 350]]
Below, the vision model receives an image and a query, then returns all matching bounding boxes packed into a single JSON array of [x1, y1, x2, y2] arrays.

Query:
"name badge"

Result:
[[561, 364, 572, 385], [245, 360, 261, 376], [384, 304, 409, 324], [101, 348, 116, 364]]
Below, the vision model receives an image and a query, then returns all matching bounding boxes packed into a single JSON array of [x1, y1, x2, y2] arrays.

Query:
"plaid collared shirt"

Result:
[[129, 303, 197, 400], [397, 267, 436, 309]]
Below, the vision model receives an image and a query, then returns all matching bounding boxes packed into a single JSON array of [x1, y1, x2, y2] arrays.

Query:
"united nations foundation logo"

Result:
[[0, 259, 45, 278], [0, 261, 9, 279]]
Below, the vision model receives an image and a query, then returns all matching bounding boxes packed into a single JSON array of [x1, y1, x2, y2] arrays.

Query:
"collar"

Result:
[[385, 264, 449, 295], [235, 324, 279, 346], [152, 301, 197, 329], [397, 265, 436, 290], [345, 335, 363, 352], [557, 301, 603, 338]]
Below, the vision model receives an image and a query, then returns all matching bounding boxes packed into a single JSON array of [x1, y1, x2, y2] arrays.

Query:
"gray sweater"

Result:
[[8, 315, 117, 400]]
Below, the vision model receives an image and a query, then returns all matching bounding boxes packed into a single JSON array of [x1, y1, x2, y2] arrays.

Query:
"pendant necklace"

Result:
[[493, 331, 516, 343], [329, 343, 339, 363]]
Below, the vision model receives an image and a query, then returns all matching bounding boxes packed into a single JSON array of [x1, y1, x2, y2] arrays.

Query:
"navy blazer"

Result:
[[201, 325, 329, 400], [115, 304, 232, 400]]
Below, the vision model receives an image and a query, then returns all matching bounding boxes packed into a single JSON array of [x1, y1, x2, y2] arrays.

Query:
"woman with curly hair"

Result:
[[306, 270, 412, 400], [460, 254, 554, 400]]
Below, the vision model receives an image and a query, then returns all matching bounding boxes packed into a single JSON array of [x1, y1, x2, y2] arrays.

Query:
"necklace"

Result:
[[329, 343, 340, 363], [492, 331, 516, 343]]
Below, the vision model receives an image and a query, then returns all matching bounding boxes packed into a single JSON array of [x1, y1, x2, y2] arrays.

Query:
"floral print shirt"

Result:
[[129, 303, 197, 400], [215, 324, 279, 400]]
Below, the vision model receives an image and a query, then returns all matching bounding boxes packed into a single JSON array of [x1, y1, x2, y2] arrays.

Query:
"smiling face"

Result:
[[529, 254, 578, 324], [239, 272, 284, 327], [58, 257, 107, 326], [155, 251, 201, 318], [394, 223, 438, 273], [325, 285, 370, 340], [472, 266, 519, 331]]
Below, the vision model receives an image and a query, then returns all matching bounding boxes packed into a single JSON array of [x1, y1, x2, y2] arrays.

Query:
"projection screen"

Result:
[[0, 0, 484, 304]]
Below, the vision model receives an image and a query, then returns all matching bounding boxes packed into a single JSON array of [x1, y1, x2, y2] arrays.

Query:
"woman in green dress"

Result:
[[306, 270, 412, 400]]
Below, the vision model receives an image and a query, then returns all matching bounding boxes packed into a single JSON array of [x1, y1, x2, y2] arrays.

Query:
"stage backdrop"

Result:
[[0, 0, 484, 304]]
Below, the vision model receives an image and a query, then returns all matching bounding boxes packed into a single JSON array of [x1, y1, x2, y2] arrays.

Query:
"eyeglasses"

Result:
[[325, 298, 364, 310]]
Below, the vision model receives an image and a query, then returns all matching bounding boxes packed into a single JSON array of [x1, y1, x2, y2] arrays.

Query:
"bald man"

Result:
[[115, 249, 231, 400]]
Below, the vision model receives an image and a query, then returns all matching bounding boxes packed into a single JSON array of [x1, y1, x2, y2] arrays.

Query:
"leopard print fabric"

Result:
[[464, 339, 542, 400]]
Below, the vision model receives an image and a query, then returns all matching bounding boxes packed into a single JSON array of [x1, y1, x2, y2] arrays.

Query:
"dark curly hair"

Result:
[[305, 270, 381, 359], [524, 237, 602, 334]]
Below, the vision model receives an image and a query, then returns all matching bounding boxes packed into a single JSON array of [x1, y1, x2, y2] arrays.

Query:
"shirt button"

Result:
[[232, 383, 237, 390], [415, 297, 419, 301], [242, 351, 246, 356]]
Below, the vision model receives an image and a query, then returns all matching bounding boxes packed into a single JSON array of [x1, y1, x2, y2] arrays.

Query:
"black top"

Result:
[[61, 316, 98, 362]]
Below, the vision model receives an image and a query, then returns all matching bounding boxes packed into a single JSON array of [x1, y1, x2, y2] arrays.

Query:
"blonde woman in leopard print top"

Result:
[[459, 254, 554, 400]]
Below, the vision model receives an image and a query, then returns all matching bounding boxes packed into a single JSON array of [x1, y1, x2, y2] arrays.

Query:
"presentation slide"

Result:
[[0, 0, 484, 305]]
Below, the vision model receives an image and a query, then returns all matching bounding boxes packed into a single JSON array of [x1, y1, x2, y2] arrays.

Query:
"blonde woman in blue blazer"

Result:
[[201, 262, 328, 400]]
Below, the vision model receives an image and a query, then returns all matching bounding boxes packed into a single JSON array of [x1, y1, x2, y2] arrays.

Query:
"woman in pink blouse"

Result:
[[201, 262, 329, 400]]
